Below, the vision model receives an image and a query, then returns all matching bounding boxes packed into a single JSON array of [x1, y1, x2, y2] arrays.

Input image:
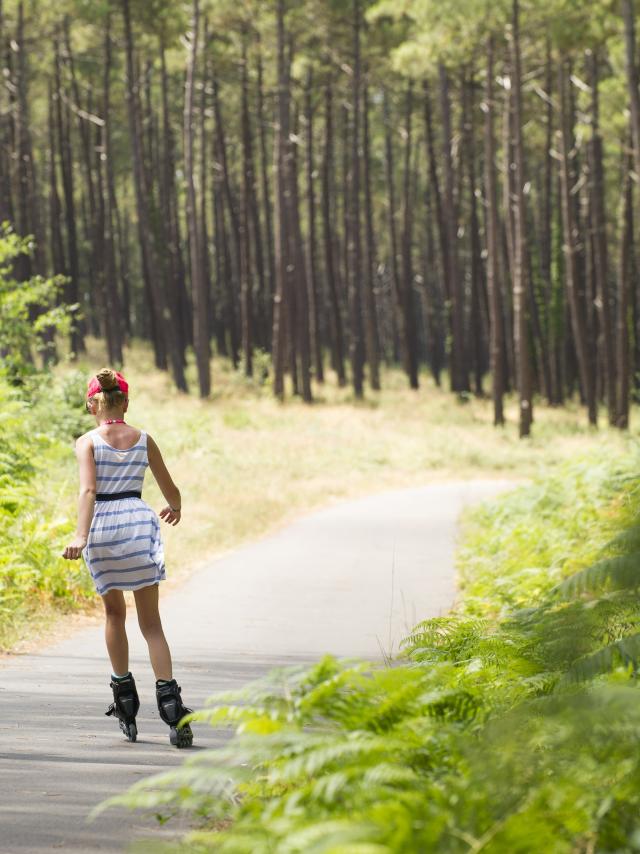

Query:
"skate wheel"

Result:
[[170, 724, 193, 749], [118, 719, 137, 742]]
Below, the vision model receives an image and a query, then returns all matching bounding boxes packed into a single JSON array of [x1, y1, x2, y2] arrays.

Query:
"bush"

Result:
[[0, 224, 72, 381], [0, 377, 93, 648]]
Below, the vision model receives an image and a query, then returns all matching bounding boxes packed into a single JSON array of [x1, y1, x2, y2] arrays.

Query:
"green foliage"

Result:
[[0, 375, 94, 647], [0, 226, 92, 646], [0, 224, 73, 382], [108, 448, 640, 851]]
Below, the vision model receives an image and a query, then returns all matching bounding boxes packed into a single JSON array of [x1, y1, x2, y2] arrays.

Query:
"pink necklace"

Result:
[[103, 419, 126, 425]]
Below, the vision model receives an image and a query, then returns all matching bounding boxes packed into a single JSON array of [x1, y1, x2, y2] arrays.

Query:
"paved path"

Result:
[[0, 480, 512, 852]]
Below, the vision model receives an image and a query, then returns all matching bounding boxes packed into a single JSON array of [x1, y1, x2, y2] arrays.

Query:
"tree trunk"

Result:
[[304, 67, 324, 383], [321, 82, 346, 386], [256, 38, 276, 339], [240, 26, 254, 377], [160, 42, 190, 359], [184, 0, 209, 396], [557, 55, 596, 424], [383, 89, 411, 378], [462, 74, 486, 396], [54, 37, 83, 354], [347, 0, 365, 397], [99, 13, 123, 365], [401, 81, 419, 389], [511, 0, 533, 436], [289, 106, 313, 402], [439, 64, 468, 392], [271, 0, 289, 399], [588, 50, 616, 424], [617, 156, 633, 428], [362, 82, 380, 390], [484, 36, 505, 425]]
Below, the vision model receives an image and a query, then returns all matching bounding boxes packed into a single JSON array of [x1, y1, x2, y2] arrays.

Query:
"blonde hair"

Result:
[[89, 367, 127, 412]]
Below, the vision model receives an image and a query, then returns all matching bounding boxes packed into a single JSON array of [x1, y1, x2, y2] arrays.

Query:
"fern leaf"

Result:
[[561, 632, 640, 684], [555, 553, 640, 599]]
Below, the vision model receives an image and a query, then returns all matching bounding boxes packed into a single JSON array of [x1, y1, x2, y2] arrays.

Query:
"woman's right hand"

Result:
[[159, 506, 181, 526], [63, 535, 87, 560]]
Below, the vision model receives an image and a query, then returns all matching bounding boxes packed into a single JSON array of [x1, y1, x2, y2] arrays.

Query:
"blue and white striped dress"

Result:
[[83, 429, 166, 596]]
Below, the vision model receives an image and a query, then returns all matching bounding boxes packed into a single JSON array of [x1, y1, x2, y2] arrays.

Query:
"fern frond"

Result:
[[561, 633, 640, 685], [556, 553, 640, 599]]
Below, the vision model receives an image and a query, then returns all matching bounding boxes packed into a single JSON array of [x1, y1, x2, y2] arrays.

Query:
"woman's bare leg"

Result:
[[133, 584, 172, 680], [102, 590, 129, 675]]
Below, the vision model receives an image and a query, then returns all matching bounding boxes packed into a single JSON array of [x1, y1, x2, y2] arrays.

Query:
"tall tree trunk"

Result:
[[184, 0, 209, 396], [558, 55, 596, 424], [401, 81, 419, 389], [484, 36, 505, 425], [422, 185, 445, 385], [362, 82, 380, 390], [212, 77, 242, 343], [588, 50, 616, 424], [15, 3, 44, 278], [616, 157, 633, 429], [347, 0, 365, 397], [213, 134, 239, 365], [511, 0, 533, 436], [305, 67, 324, 383], [289, 106, 313, 402], [199, 33, 213, 360], [240, 26, 254, 377], [271, 0, 289, 399], [54, 37, 82, 354], [541, 44, 558, 403], [47, 80, 66, 278], [64, 18, 97, 292], [322, 82, 346, 386], [160, 42, 190, 359], [256, 38, 275, 339], [383, 90, 410, 378], [439, 64, 468, 392], [99, 13, 123, 365], [245, 59, 268, 354], [463, 74, 486, 396]]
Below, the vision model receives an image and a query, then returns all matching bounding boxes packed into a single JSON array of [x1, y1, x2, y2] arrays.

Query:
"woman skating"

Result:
[[62, 367, 193, 747]]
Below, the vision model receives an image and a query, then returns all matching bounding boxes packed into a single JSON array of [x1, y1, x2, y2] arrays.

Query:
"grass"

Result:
[[3, 336, 638, 652]]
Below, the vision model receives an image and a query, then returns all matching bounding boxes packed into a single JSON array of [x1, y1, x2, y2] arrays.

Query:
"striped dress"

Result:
[[82, 428, 166, 596]]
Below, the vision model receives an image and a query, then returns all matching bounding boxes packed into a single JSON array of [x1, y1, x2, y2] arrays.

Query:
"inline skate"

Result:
[[156, 678, 193, 748], [105, 672, 140, 742]]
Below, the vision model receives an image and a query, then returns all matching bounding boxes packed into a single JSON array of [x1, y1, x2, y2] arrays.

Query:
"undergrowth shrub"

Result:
[[0, 227, 92, 646], [106, 447, 640, 852], [0, 374, 93, 648]]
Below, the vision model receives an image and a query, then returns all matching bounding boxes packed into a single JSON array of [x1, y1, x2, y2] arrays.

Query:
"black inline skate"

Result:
[[155, 678, 193, 748], [105, 673, 140, 742]]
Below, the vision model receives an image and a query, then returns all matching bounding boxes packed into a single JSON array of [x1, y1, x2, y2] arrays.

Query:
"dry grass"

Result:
[[55, 340, 637, 587], [3, 339, 633, 655]]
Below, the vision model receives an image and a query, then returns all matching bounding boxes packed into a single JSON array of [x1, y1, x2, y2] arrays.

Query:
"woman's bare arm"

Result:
[[147, 434, 182, 526], [63, 436, 96, 560]]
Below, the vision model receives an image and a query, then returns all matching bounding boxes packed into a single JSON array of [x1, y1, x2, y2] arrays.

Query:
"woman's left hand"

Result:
[[63, 535, 87, 560], [159, 506, 181, 526]]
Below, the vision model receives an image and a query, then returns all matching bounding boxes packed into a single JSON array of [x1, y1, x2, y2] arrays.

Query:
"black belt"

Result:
[[96, 491, 142, 502]]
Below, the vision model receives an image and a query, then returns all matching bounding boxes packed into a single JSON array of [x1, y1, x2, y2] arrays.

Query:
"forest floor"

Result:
[[10, 338, 639, 653]]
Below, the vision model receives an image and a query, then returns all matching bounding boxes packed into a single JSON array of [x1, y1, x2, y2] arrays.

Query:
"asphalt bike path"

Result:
[[0, 479, 513, 852]]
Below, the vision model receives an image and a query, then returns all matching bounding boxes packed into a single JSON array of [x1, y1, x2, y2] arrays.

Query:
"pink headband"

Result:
[[86, 372, 129, 399]]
